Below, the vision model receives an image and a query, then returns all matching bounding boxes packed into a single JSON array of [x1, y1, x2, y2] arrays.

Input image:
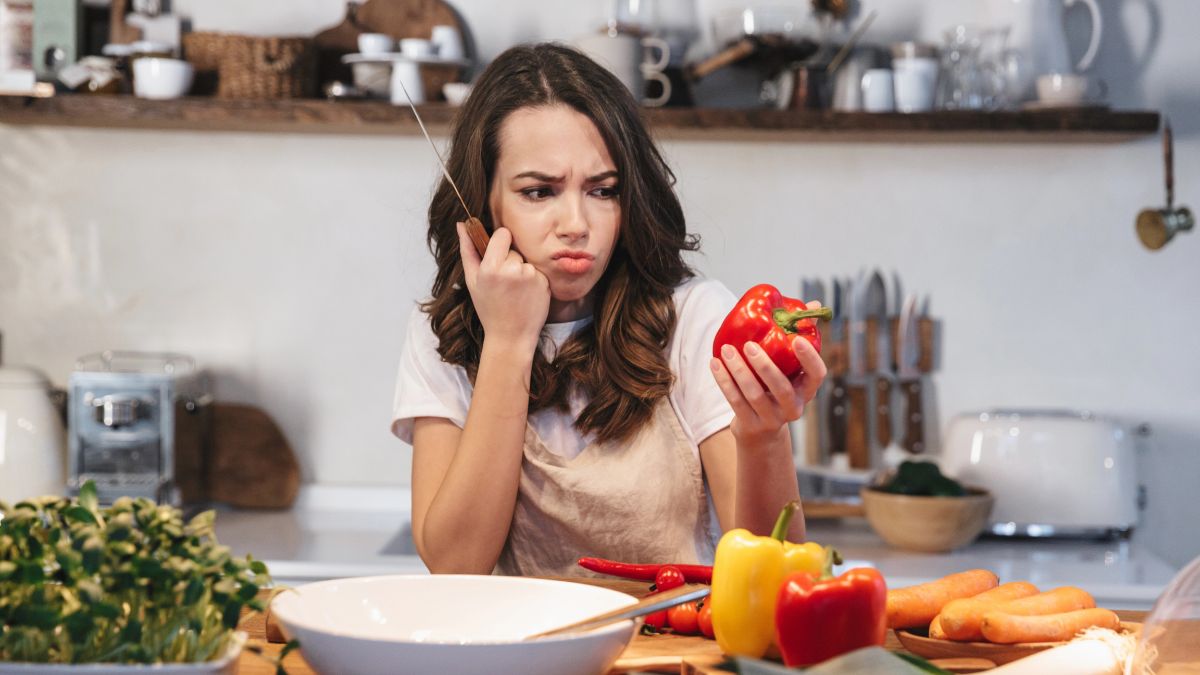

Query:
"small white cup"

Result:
[[400, 38, 435, 59], [431, 25, 464, 61], [861, 68, 895, 112], [442, 81, 472, 106], [390, 59, 425, 105], [1036, 73, 1104, 107], [357, 33, 394, 56], [132, 57, 193, 99], [892, 57, 938, 113]]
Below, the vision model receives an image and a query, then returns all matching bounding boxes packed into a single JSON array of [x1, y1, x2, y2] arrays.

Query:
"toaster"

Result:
[[939, 410, 1140, 538]]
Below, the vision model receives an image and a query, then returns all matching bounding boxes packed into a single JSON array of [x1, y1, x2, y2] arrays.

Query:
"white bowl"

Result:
[[132, 57, 194, 100], [442, 81, 472, 106], [270, 575, 639, 675]]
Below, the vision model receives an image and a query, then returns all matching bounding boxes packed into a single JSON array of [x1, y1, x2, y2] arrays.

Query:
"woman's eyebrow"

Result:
[[586, 170, 619, 183], [513, 170, 563, 182]]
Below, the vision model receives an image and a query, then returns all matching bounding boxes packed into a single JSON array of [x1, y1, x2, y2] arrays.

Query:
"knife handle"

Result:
[[827, 376, 848, 459], [464, 216, 491, 257], [803, 389, 823, 466], [874, 377, 892, 448], [846, 384, 870, 469], [901, 379, 925, 454]]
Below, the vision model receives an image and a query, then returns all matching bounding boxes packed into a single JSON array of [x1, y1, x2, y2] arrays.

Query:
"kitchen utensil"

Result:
[[940, 410, 1139, 537], [896, 294, 924, 454], [891, 42, 938, 113], [390, 69, 489, 257], [826, 277, 849, 466], [1035, 72, 1105, 106], [399, 37, 434, 58], [356, 32, 393, 55], [389, 57, 424, 103], [864, 271, 891, 466], [844, 271, 870, 469], [860, 68, 894, 112], [355, 0, 469, 101], [800, 278, 822, 466], [442, 80, 471, 106], [131, 56, 192, 99], [826, 9, 877, 75], [430, 24, 464, 61], [861, 486, 994, 553], [270, 575, 639, 675], [985, 0, 1103, 102], [1137, 120, 1194, 251], [572, 31, 672, 107], [527, 583, 709, 639], [0, 359, 66, 503], [897, 621, 1141, 666], [67, 351, 210, 506]]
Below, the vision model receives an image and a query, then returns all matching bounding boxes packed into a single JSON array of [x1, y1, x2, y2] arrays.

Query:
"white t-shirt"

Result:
[[391, 277, 738, 459]]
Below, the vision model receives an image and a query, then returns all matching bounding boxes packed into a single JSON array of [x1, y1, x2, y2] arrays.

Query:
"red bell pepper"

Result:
[[774, 567, 888, 667], [713, 284, 833, 380]]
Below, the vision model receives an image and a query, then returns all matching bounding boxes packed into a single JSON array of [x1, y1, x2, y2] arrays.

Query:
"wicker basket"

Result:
[[183, 32, 316, 99]]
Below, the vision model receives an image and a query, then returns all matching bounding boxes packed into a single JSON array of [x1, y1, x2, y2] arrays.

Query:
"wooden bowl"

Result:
[[860, 487, 994, 553], [895, 622, 1142, 666]]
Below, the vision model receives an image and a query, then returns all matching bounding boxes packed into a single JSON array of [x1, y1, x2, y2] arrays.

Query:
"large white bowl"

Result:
[[270, 575, 639, 675]]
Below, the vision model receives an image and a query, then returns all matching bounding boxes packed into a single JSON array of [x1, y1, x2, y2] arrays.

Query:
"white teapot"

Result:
[[0, 364, 66, 503], [987, 0, 1103, 101]]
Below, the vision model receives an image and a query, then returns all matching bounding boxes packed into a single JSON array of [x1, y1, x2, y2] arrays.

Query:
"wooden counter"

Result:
[[235, 578, 1158, 674]]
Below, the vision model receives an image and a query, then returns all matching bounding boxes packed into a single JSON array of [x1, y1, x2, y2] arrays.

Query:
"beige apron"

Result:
[[495, 399, 718, 577]]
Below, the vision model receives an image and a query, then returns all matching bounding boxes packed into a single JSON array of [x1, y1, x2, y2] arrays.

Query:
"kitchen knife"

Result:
[[801, 278, 826, 466], [844, 271, 871, 469], [392, 74, 490, 257], [897, 294, 925, 454], [864, 271, 891, 453], [826, 277, 848, 465]]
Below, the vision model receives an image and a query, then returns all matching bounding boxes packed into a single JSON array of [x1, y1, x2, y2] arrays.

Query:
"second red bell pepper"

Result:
[[774, 567, 888, 667], [713, 284, 833, 380]]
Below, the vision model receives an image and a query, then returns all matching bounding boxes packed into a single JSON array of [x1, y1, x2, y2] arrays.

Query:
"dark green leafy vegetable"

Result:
[[880, 461, 966, 497], [0, 481, 285, 667]]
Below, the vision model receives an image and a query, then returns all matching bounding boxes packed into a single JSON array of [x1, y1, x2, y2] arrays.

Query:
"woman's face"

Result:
[[489, 104, 620, 323]]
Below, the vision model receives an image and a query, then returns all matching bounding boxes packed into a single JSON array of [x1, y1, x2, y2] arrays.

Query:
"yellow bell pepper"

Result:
[[710, 501, 832, 658]]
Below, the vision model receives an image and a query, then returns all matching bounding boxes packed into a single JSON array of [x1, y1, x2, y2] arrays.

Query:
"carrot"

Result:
[[989, 586, 1095, 617], [980, 608, 1121, 644], [937, 581, 1041, 641], [886, 569, 999, 629], [928, 615, 948, 640]]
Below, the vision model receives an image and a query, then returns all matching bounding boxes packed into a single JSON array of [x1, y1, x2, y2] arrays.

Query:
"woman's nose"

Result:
[[555, 194, 589, 241]]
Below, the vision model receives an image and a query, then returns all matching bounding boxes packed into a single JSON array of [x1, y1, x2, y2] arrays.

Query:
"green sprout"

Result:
[[0, 482, 294, 670]]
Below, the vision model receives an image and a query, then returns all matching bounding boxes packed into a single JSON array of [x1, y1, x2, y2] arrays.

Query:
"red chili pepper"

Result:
[[713, 284, 833, 380], [774, 567, 888, 667], [577, 557, 713, 584]]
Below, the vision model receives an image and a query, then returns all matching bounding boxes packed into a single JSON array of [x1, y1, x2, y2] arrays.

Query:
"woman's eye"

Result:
[[591, 186, 619, 199], [520, 187, 553, 200]]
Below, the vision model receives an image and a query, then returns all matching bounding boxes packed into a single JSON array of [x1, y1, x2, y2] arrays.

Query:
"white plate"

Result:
[[0, 632, 245, 674], [341, 53, 471, 68], [270, 574, 639, 675]]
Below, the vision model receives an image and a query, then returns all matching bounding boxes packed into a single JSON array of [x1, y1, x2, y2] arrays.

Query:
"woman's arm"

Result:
[[701, 309, 828, 541], [410, 225, 549, 573]]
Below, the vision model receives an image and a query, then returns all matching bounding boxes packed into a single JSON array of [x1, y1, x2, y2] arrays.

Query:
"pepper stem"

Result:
[[821, 546, 843, 580], [773, 307, 834, 333], [770, 501, 800, 541]]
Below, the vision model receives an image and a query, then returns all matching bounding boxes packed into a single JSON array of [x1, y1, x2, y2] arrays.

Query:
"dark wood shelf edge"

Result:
[[0, 95, 1161, 143]]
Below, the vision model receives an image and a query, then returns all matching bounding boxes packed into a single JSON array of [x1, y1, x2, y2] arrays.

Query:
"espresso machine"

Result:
[[67, 351, 212, 506]]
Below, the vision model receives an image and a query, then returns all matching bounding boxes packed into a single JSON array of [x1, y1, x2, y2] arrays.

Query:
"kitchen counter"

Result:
[[213, 486, 1179, 610]]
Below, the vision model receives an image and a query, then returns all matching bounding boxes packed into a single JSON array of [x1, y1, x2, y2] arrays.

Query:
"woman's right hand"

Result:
[[458, 223, 550, 350]]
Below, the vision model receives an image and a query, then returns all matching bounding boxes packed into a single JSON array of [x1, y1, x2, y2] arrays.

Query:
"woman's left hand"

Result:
[[710, 301, 829, 446]]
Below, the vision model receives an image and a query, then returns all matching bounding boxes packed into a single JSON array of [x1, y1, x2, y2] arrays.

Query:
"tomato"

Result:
[[697, 601, 714, 639], [655, 565, 685, 592], [667, 602, 700, 635], [644, 609, 668, 630]]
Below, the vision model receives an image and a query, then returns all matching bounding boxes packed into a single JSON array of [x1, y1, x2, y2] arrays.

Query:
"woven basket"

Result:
[[183, 32, 316, 99]]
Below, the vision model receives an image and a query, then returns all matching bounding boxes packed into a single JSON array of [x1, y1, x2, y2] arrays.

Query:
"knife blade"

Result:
[[826, 277, 848, 466], [845, 271, 870, 469], [392, 73, 490, 257], [864, 271, 890, 453], [801, 279, 827, 466], [897, 294, 925, 453]]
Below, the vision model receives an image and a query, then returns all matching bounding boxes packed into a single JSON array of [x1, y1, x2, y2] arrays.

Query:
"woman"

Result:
[[392, 43, 826, 575]]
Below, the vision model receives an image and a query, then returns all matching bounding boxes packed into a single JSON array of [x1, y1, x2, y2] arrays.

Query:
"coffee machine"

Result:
[[67, 351, 212, 506]]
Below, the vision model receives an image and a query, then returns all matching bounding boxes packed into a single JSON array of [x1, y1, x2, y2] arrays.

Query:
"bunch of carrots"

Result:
[[887, 569, 1122, 644]]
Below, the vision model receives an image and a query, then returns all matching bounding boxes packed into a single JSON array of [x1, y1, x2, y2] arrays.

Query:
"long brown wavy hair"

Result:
[[421, 42, 699, 444]]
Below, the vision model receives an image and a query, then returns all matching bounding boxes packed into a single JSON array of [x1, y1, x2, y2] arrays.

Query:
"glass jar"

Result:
[[1131, 553, 1200, 674]]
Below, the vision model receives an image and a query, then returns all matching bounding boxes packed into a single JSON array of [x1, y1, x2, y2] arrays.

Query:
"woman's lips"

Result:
[[552, 252, 594, 275]]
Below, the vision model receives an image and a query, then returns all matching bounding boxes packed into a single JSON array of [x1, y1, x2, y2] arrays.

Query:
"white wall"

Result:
[[2, 1, 1197, 567]]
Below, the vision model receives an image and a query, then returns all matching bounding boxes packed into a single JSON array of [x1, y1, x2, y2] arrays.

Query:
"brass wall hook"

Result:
[[1137, 120, 1194, 250]]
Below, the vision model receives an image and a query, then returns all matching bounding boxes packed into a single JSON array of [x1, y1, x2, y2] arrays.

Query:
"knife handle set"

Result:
[[818, 317, 936, 376]]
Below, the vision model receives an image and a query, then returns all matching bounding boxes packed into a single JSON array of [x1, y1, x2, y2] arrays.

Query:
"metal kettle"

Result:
[[0, 340, 66, 503]]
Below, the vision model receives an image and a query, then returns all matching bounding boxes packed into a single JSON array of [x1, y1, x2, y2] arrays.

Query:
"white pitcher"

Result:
[[987, 0, 1103, 101]]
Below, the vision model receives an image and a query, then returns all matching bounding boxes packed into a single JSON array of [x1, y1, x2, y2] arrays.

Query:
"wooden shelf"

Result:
[[0, 94, 1160, 142]]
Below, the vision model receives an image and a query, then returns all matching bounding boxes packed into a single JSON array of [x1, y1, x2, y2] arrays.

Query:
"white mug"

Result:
[[861, 68, 895, 112], [1036, 73, 1105, 107], [357, 33, 394, 56], [400, 38, 435, 59], [430, 25, 464, 61], [571, 32, 671, 107], [390, 59, 424, 105], [892, 57, 938, 113]]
